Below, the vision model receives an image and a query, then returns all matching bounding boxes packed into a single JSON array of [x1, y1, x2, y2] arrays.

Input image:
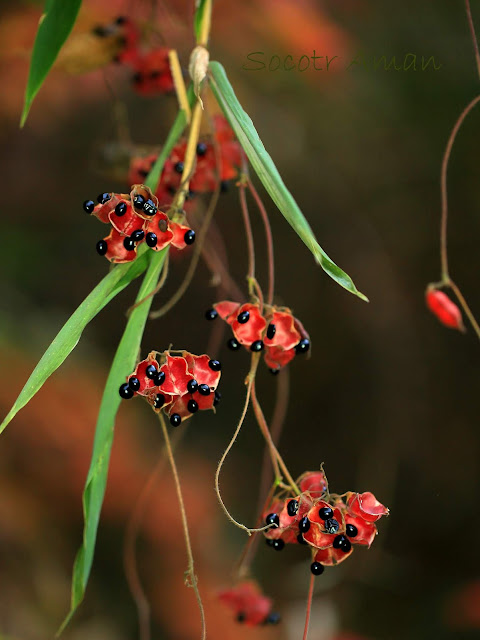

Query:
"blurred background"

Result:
[[1, 1, 480, 638]]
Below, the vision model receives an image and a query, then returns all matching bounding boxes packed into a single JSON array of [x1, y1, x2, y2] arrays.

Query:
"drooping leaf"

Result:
[[58, 249, 167, 634], [0, 251, 149, 435], [208, 61, 367, 301], [21, 0, 83, 127]]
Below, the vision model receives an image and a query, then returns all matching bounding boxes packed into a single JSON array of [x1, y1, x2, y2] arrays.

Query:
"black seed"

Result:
[[131, 229, 145, 242], [269, 368, 280, 375], [133, 72, 143, 84], [128, 376, 140, 391], [205, 308, 218, 321], [174, 161, 184, 174], [265, 612, 281, 625], [208, 359, 221, 372], [146, 232, 158, 247], [184, 229, 196, 245], [323, 518, 340, 534], [93, 25, 109, 37], [236, 612, 246, 624], [143, 199, 157, 216], [196, 142, 208, 156], [198, 384, 210, 396], [227, 338, 240, 351], [115, 201, 127, 216], [123, 237, 136, 251], [167, 185, 176, 195], [154, 393, 165, 409], [237, 310, 250, 324], [115, 15, 126, 24], [346, 523, 358, 538], [170, 413, 182, 427], [299, 517, 310, 533], [271, 539, 284, 551], [133, 194, 146, 209], [150, 70, 161, 79], [318, 507, 334, 520], [187, 379, 198, 394], [97, 192, 111, 204], [220, 180, 230, 193], [287, 499, 299, 517], [139, 169, 149, 178], [153, 371, 166, 386], [119, 383, 134, 399], [250, 340, 264, 352], [96, 240, 108, 256], [266, 323, 276, 340], [295, 339, 310, 355], [297, 533, 308, 545], [214, 390, 221, 406], [265, 513, 279, 528], [83, 199, 95, 213], [187, 399, 199, 413], [310, 562, 325, 576], [333, 534, 351, 553], [145, 364, 157, 379], [187, 189, 196, 200]]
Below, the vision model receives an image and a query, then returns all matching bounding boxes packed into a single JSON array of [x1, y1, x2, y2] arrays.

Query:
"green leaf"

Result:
[[58, 249, 167, 634], [21, 0, 83, 127], [208, 61, 368, 301], [0, 252, 149, 435], [193, 0, 209, 43]]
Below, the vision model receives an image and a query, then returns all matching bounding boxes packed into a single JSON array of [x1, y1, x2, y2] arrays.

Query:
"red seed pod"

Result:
[[297, 470, 328, 497], [345, 491, 389, 523], [425, 289, 464, 331], [131, 48, 174, 95], [218, 581, 277, 626]]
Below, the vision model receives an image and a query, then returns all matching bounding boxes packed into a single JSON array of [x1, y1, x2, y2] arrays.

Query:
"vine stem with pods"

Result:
[[158, 412, 206, 640]]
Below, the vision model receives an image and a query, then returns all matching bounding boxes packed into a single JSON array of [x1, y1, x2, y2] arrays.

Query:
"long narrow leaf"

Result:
[[59, 249, 167, 633], [0, 252, 149, 435], [21, 0, 83, 127], [209, 61, 367, 301]]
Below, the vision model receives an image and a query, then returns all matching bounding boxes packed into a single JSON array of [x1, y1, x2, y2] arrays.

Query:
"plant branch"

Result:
[[302, 572, 315, 640], [465, 0, 480, 81], [247, 178, 275, 306]]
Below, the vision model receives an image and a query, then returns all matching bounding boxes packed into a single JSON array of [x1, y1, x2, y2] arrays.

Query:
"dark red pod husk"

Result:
[[218, 581, 274, 626], [425, 288, 465, 331]]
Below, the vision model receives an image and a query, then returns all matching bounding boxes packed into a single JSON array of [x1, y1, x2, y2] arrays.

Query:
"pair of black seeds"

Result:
[[237, 611, 280, 625]]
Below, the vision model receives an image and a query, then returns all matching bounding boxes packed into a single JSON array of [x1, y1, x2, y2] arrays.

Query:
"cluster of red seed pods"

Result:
[[205, 301, 310, 372], [119, 350, 221, 427], [82, 184, 195, 263], [262, 471, 388, 575], [425, 287, 464, 332], [218, 581, 280, 627]]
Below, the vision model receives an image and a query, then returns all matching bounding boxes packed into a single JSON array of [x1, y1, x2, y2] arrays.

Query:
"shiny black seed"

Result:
[[146, 232, 158, 248], [271, 539, 284, 551], [184, 229, 196, 245], [250, 340, 264, 352], [265, 513, 280, 528], [208, 359, 221, 371], [297, 533, 308, 545], [131, 229, 145, 242], [346, 523, 358, 538], [97, 192, 111, 204], [299, 517, 310, 533], [196, 142, 208, 156], [266, 323, 276, 340], [115, 201, 127, 216], [333, 534, 351, 553], [153, 371, 166, 386], [236, 612, 246, 624], [205, 308, 218, 321], [128, 376, 140, 391], [174, 161, 184, 174], [287, 499, 299, 517], [133, 194, 145, 209], [187, 379, 198, 394], [318, 507, 334, 520], [145, 364, 157, 379], [295, 339, 310, 355], [96, 240, 108, 256], [198, 384, 210, 396], [154, 393, 165, 409], [265, 612, 281, 625], [170, 413, 182, 427], [83, 199, 95, 213], [237, 310, 250, 324], [323, 518, 340, 534], [227, 338, 240, 351], [310, 562, 325, 576], [213, 390, 221, 406], [143, 199, 157, 216], [119, 383, 134, 399], [187, 399, 199, 413], [269, 368, 280, 375], [123, 237, 136, 251], [220, 180, 230, 192]]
